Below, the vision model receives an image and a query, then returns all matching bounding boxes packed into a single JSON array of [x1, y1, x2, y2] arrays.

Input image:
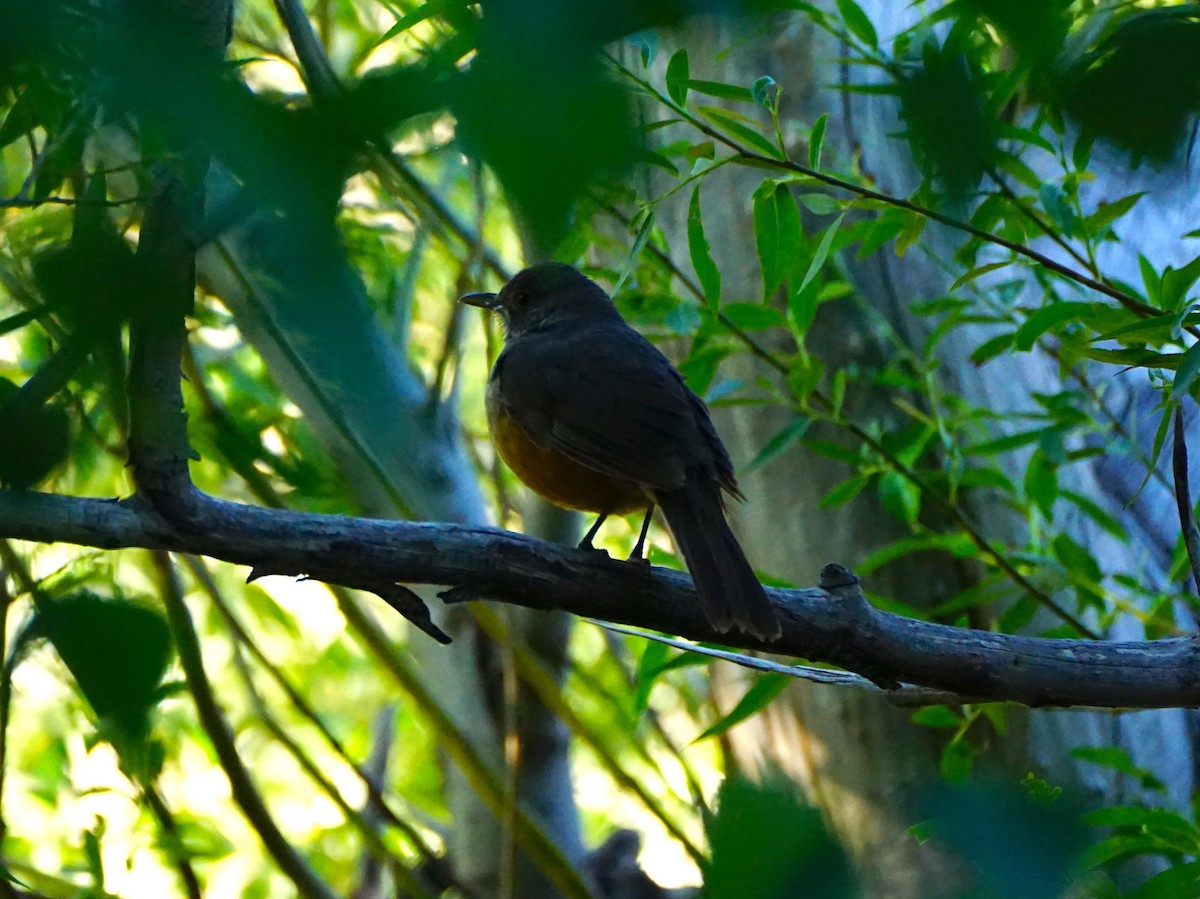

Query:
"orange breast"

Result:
[[487, 397, 647, 515]]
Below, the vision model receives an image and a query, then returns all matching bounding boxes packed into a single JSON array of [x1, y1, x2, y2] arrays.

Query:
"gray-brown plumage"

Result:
[[461, 263, 780, 641]]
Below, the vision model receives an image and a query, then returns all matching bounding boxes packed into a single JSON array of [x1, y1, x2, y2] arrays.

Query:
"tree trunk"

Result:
[[650, 6, 1196, 895]]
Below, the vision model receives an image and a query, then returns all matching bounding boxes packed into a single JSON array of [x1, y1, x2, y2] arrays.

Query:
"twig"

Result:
[[599, 202, 1100, 638], [590, 621, 983, 708], [181, 554, 462, 884], [151, 552, 339, 899], [1173, 406, 1200, 597], [333, 589, 598, 899], [472, 605, 706, 867], [142, 785, 203, 899], [609, 55, 1186, 335]]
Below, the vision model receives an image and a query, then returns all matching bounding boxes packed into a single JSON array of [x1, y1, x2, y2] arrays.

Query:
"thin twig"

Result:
[[142, 785, 204, 899], [1173, 406, 1200, 598], [151, 552, 339, 899], [609, 55, 1185, 335], [600, 201, 1100, 638]]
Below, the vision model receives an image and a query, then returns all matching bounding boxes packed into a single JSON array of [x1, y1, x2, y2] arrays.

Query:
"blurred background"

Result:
[[2, 1, 1200, 896]]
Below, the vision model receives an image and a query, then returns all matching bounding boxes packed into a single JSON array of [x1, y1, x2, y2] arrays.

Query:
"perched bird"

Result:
[[461, 263, 780, 640]]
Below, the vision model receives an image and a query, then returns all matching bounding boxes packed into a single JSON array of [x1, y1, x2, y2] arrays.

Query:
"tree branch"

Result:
[[3, 488, 1199, 709]]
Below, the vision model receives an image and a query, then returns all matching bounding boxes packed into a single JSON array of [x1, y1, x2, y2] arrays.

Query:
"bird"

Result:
[[460, 262, 781, 641]]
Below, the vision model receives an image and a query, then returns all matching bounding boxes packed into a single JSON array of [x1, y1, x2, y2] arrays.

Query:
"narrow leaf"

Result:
[[687, 185, 721, 308], [1171, 341, 1200, 401], [695, 673, 791, 741], [970, 332, 1014, 367], [666, 49, 689, 107], [746, 416, 808, 471], [809, 113, 827, 169], [753, 180, 784, 300], [797, 213, 845, 295], [722, 302, 785, 330], [695, 105, 783, 159], [950, 261, 1013, 293], [835, 0, 879, 48], [797, 192, 837, 215], [1014, 301, 1093, 351], [686, 79, 753, 102]]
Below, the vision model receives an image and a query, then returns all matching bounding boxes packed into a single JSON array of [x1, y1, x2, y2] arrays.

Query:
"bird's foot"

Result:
[[577, 535, 611, 557]]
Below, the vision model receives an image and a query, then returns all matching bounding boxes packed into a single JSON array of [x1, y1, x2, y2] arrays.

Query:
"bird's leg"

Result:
[[628, 503, 655, 562], [579, 513, 608, 551]]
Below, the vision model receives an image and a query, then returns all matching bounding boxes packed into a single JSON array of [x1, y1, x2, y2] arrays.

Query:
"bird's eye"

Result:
[[515, 291, 531, 308]]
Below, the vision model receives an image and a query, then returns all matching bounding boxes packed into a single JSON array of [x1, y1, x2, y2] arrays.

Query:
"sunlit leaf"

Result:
[[695, 673, 791, 741]]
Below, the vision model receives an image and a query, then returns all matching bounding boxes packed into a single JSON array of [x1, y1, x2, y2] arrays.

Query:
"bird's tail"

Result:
[[656, 481, 781, 641]]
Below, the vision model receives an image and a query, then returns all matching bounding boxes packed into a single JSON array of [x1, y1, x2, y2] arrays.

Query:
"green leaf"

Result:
[[1140, 254, 1163, 308], [1084, 191, 1145, 234], [751, 76, 777, 109], [687, 186, 721, 309], [896, 210, 925, 256], [970, 332, 1014, 366], [753, 181, 803, 300], [1024, 449, 1058, 516], [940, 736, 977, 785], [722, 302, 785, 330], [1171, 341, 1200, 401], [695, 673, 791, 741], [753, 180, 785, 299], [614, 208, 655, 293], [796, 192, 838, 215], [375, 0, 470, 46], [0, 87, 41, 150], [1079, 346, 1178, 368], [1091, 311, 1179, 343], [34, 593, 172, 753], [1161, 254, 1200, 311], [1038, 184, 1079, 236], [666, 49, 689, 107], [950, 261, 1013, 292], [0, 863, 24, 888], [0, 377, 70, 489], [1128, 405, 1175, 505], [797, 213, 845, 296], [1060, 490, 1124, 539], [1072, 746, 1165, 791], [809, 113, 827, 169], [787, 279, 821, 337], [1014, 301, 1094, 351], [835, 0, 879, 48], [819, 474, 870, 508], [685, 79, 753, 103], [629, 31, 657, 68], [634, 639, 672, 713], [856, 532, 976, 574], [746, 416, 809, 471], [695, 105, 783, 159], [878, 471, 920, 525], [1128, 861, 1200, 899], [706, 776, 850, 897], [910, 705, 961, 729], [998, 595, 1037, 632]]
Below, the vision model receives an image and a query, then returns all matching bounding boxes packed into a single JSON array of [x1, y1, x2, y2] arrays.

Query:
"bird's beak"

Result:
[[459, 291, 500, 310]]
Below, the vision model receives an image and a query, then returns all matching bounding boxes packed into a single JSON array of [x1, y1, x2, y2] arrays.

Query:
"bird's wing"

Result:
[[493, 323, 698, 492]]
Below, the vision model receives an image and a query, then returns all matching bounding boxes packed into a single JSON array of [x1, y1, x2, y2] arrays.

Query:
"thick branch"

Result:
[[2, 489, 1198, 709]]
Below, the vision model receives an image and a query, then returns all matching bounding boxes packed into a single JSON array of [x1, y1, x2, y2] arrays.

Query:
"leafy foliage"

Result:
[[0, 0, 1198, 896]]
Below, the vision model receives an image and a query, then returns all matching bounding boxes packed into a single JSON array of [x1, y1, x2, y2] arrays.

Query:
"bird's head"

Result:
[[459, 263, 616, 335]]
